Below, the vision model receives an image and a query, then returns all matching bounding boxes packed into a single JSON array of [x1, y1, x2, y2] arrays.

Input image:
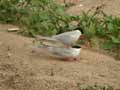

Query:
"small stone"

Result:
[[7, 28, 20, 32], [7, 52, 12, 58], [98, 74, 105, 77], [78, 4, 83, 7]]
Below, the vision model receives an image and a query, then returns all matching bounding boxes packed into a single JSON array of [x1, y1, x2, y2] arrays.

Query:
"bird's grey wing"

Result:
[[50, 47, 72, 57], [52, 30, 81, 45], [35, 35, 65, 47], [52, 34, 72, 45]]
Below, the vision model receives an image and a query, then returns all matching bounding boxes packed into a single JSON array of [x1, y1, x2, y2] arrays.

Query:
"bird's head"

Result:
[[74, 27, 85, 40]]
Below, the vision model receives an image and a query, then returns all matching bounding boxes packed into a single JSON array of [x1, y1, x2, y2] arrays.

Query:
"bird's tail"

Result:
[[36, 44, 54, 53], [35, 35, 58, 42]]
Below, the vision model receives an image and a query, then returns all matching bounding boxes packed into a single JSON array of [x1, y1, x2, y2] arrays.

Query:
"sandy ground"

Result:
[[0, 25, 120, 90], [0, 0, 120, 90], [59, 0, 120, 16]]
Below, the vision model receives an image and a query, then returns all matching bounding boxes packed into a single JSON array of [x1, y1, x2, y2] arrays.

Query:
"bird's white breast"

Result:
[[48, 47, 81, 58]]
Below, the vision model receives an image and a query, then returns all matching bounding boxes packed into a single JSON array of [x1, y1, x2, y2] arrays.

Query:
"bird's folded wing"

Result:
[[35, 35, 65, 47]]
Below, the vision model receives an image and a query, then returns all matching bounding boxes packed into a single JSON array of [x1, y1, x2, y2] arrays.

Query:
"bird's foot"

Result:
[[75, 56, 80, 61], [63, 56, 79, 61]]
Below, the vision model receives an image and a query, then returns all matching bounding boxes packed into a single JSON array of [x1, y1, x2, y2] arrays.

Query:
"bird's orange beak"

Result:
[[79, 35, 84, 40]]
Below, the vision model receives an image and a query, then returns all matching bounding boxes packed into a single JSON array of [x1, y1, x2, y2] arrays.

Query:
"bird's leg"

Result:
[[74, 56, 80, 61], [63, 57, 76, 61], [64, 44, 72, 48], [64, 45, 69, 48]]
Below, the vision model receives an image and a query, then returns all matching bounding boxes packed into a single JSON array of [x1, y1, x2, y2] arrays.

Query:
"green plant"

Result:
[[0, 0, 29, 23], [19, 0, 74, 37], [78, 84, 118, 90], [76, 10, 120, 59], [0, 0, 74, 36]]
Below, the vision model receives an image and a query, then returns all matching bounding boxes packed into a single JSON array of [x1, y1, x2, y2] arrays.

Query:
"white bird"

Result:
[[39, 44, 81, 61], [52, 30, 82, 46], [34, 30, 83, 61], [36, 30, 82, 47]]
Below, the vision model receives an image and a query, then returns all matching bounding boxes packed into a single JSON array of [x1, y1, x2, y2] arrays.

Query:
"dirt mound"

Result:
[[62, 0, 120, 16], [0, 29, 120, 90]]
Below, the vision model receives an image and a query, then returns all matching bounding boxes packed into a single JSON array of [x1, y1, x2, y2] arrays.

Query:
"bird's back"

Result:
[[52, 30, 81, 45]]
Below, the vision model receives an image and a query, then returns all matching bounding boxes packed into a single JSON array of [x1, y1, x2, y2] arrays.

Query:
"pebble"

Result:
[[78, 4, 83, 7], [7, 52, 12, 58], [7, 28, 20, 32]]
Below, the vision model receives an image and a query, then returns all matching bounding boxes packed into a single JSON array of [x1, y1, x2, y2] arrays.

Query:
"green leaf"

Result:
[[90, 37, 100, 47], [84, 23, 96, 39], [104, 15, 113, 23], [55, 6, 65, 15], [107, 23, 115, 33], [96, 24, 106, 37], [108, 35, 120, 44], [101, 40, 114, 50]]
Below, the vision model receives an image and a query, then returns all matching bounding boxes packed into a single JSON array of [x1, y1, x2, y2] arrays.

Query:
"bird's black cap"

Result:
[[73, 27, 84, 34], [72, 45, 81, 48]]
